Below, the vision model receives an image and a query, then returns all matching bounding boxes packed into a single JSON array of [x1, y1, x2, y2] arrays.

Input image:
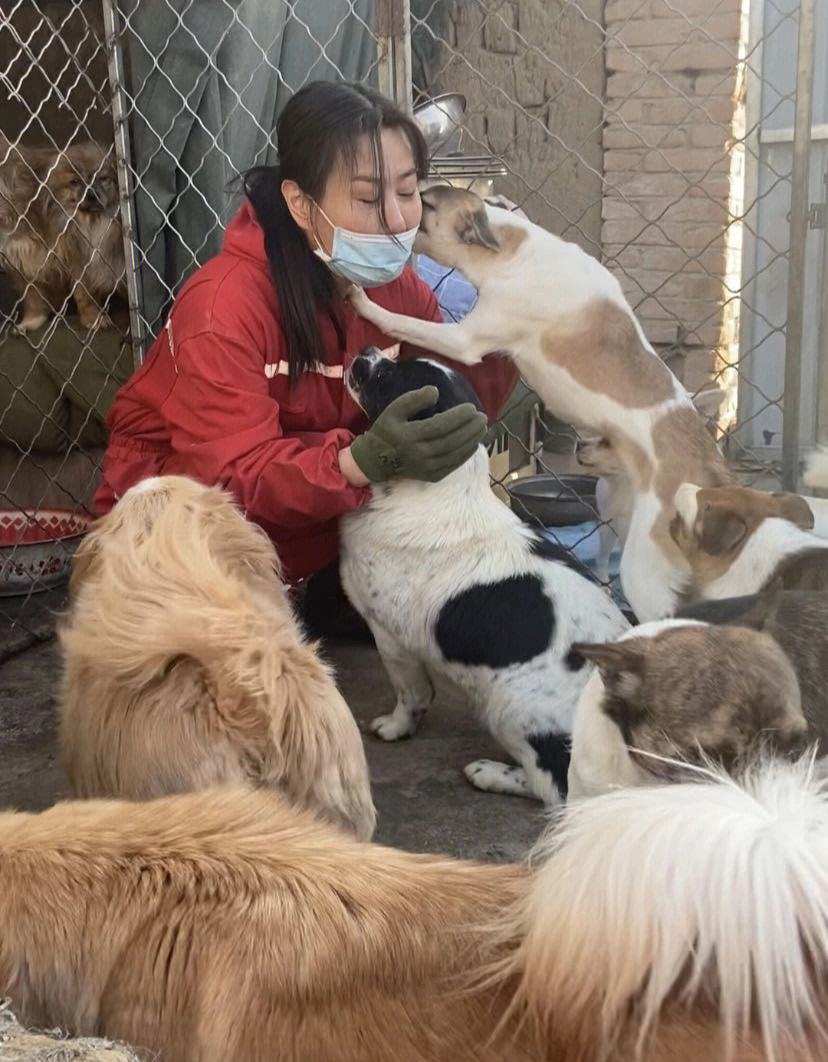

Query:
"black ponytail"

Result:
[[243, 81, 427, 386], [244, 164, 343, 384]]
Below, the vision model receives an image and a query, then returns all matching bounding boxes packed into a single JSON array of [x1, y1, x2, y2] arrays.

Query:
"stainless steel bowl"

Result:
[[506, 474, 599, 527], [413, 93, 467, 154]]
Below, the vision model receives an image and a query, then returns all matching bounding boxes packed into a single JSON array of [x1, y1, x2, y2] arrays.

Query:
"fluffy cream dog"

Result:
[[1, 765, 827, 1061], [57, 475, 375, 839]]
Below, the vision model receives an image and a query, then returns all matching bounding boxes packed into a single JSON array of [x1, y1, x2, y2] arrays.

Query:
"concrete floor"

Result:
[[0, 597, 545, 864]]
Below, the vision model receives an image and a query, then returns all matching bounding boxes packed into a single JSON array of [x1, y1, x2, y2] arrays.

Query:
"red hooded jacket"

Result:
[[95, 202, 518, 582]]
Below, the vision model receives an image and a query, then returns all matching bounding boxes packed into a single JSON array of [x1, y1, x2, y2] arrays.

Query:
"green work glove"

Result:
[[350, 386, 487, 483]]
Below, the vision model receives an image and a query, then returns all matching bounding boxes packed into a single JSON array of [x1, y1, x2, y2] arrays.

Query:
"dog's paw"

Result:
[[464, 759, 530, 797], [369, 710, 422, 741], [17, 312, 48, 333], [345, 283, 373, 316], [80, 309, 115, 332]]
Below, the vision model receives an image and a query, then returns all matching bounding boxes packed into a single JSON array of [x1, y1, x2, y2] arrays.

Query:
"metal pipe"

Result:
[[781, 0, 817, 490], [101, 0, 145, 370], [817, 170, 828, 443], [375, 0, 412, 112]]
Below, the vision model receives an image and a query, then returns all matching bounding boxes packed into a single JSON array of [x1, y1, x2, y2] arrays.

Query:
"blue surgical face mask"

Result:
[[311, 205, 418, 288]]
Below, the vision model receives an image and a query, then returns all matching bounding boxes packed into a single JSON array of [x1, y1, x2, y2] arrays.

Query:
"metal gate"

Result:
[[0, 0, 822, 639]]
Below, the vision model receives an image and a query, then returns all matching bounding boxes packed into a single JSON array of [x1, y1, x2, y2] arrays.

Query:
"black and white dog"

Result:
[[340, 349, 629, 803]]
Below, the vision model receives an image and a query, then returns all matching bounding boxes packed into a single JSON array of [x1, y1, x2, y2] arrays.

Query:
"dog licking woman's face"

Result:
[[282, 126, 422, 254]]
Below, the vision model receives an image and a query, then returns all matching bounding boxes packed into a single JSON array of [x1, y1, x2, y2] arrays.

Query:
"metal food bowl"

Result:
[[506, 474, 599, 527], [413, 93, 467, 154], [0, 508, 93, 596]]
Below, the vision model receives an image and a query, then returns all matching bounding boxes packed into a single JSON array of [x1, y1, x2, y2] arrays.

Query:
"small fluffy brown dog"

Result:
[[0, 135, 58, 327], [678, 589, 828, 748], [2, 770, 828, 1061], [568, 619, 808, 796], [57, 475, 375, 839], [0, 138, 124, 331]]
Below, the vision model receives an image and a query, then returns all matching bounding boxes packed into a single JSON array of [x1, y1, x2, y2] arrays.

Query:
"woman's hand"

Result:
[[347, 386, 487, 484]]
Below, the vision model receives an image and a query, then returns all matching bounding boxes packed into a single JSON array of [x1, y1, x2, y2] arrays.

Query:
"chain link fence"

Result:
[[0, 0, 824, 639]]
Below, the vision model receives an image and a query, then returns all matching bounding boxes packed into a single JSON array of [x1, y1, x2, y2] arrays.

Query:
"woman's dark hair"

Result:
[[243, 81, 428, 384]]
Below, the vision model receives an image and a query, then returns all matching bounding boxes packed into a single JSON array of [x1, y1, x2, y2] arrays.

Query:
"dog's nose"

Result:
[[354, 346, 384, 370]]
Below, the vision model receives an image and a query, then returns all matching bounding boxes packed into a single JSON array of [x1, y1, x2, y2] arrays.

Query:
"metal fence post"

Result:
[[375, 0, 412, 112], [101, 0, 145, 370], [781, 0, 817, 490]]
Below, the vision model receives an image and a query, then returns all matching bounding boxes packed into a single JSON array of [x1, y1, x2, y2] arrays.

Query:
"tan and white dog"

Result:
[[575, 382, 726, 582], [347, 185, 730, 621], [803, 445, 828, 536], [57, 475, 376, 840], [670, 482, 827, 602], [3, 767, 828, 1061], [567, 618, 808, 799]]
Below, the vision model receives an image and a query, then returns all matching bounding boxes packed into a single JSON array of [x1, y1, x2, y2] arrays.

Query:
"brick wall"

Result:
[[602, 0, 743, 389], [425, 0, 605, 254]]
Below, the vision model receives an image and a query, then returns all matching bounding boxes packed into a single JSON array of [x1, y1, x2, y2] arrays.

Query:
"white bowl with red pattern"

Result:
[[0, 508, 93, 596]]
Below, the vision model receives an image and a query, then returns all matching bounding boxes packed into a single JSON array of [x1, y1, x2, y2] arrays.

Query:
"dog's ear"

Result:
[[696, 503, 748, 555], [770, 491, 814, 531], [691, 383, 725, 421], [457, 207, 500, 251], [571, 640, 646, 699]]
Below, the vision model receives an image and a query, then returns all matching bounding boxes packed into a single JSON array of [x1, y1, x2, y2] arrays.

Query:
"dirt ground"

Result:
[[0, 591, 545, 864]]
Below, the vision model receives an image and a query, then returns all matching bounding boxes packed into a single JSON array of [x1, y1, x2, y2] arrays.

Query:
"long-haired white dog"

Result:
[[1, 759, 827, 1060], [57, 475, 375, 839], [347, 184, 732, 621], [340, 350, 629, 804]]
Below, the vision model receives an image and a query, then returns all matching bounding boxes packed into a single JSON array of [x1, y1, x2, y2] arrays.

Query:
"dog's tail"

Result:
[[804, 446, 828, 492], [506, 756, 828, 1060], [59, 495, 376, 840]]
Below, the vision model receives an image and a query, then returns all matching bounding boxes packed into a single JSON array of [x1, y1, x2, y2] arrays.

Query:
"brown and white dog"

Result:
[[567, 618, 809, 798], [57, 475, 376, 840], [0, 135, 58, 329], [0, 139, 124, 331], [347, 185, 731, 621], [677, 589, 828, 748], [670, 482, 827, 602], [2, 768, 828, 1061], [576, 383, 726, 582]]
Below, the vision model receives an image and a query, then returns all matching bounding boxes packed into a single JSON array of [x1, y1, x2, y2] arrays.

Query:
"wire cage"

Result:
[[0, 0, 825, 639]]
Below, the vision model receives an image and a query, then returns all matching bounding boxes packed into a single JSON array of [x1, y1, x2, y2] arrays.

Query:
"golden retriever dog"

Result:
[[1, 762, 827, 1061], [57, 475, 375, 839]]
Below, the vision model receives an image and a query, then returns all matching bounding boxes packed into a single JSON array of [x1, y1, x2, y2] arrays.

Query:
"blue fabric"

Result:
[[536, 522, 626, 607], [413, 255, 478, 322]]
